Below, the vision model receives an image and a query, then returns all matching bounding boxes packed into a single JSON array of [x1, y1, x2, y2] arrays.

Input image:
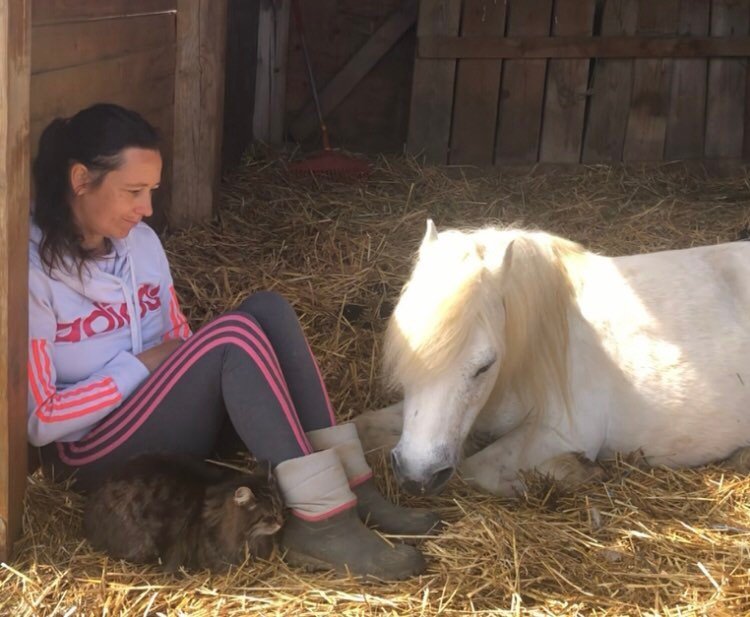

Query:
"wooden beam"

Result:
[[172, 0, 228, 228], [0, 0, 30, 562], [418, 34, 750, 59], [253, 0, 290, 146], [32, 0, 176, 25], [291, 0, 418, 142]]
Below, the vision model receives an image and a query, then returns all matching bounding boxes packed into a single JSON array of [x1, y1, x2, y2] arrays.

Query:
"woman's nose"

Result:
[[135, 192, 153, 217]]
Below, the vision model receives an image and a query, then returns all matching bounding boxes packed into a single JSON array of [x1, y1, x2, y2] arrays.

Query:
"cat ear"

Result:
[[234, 486, 255, 505]]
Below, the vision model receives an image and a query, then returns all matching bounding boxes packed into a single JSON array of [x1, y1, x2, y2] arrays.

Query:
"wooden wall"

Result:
[[285, 0, 416, 154], [408, 0, 750, 165], [31, 0, 177, 229]]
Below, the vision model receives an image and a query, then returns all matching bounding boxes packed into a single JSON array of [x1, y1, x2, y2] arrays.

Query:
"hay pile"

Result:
[[4, 155, 749, 616]]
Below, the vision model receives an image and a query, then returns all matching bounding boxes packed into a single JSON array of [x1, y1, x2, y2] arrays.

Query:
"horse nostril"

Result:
[[390, 449, 403, 480], [428, 466, 455, 493]]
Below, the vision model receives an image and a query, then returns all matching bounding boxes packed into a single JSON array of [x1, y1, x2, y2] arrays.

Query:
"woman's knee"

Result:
[[236, 290, 295, 319]]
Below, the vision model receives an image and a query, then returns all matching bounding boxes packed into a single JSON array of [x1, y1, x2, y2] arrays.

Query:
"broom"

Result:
[[287, 0, 371, 180]]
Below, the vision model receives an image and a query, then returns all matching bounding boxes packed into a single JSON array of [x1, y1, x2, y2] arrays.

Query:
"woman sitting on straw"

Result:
[[27, 103, 438, 579]]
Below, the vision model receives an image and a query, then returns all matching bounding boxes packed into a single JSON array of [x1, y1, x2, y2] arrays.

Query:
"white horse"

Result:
[[355, 220, 750, 496]]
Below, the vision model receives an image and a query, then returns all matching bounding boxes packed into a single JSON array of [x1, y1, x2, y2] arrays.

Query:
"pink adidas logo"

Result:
[[55, 284, 162, 343]]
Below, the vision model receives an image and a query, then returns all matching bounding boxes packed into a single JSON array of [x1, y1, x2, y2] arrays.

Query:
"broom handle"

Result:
[[290, 0, 331, 150]]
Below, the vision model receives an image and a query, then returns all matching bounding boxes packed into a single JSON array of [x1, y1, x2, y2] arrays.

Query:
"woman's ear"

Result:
[[69, 162, 91, 197]]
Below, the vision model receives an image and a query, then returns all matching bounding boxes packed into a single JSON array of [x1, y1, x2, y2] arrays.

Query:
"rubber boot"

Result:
[[306, 423, 442, 537], [274, 449, 426, 580]]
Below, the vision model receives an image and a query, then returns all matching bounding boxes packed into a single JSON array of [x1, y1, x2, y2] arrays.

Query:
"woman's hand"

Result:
[[136, 339, 183, 373]]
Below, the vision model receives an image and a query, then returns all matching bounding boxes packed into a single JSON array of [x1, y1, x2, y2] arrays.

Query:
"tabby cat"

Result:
[[83, 453, 284, 572]]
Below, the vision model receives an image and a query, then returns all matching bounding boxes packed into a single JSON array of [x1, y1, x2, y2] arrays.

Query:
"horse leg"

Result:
[[533, 452, 606, 486], [724, 446, 750, 473], [353, 400, 404, 455], [459, 423, 601, 496]]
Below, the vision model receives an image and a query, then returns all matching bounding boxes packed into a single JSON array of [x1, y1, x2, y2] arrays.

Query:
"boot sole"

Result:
[[281, 547, 424, 581], [282, 547, 336, 573]]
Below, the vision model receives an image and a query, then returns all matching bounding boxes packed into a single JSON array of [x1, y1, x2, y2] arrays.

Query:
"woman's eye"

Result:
[[473, 358, 496, 378]]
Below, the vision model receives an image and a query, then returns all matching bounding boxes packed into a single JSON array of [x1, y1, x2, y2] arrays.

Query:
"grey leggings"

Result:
[[43, 291, 336, 491]]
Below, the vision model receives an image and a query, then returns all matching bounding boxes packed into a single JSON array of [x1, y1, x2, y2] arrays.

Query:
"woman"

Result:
[[28, 103, 438, 579]]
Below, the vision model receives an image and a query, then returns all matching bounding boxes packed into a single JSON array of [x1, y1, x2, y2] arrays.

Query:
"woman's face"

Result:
[[71, 147, 162, 250]]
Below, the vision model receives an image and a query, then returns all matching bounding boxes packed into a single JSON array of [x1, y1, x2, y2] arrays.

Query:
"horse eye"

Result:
[[473, 358, 496, 378]]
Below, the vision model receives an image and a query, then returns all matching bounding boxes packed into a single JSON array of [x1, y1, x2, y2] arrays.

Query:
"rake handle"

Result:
[[290, 0, 330, 150]]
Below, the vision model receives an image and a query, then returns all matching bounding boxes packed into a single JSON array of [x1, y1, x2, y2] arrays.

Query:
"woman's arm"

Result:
[[27, 272, 150, 447], [156, 244, 192, 343]]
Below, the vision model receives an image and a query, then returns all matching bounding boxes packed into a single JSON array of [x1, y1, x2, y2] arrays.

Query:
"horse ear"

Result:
[[422, 219, 438, 247], [502, 239, 515, 272]]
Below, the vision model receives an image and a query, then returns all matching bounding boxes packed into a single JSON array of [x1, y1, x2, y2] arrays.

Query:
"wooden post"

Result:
[[172, 0, 228, 228], [0, 0, 31, 562], [254, 0, 290, 146]]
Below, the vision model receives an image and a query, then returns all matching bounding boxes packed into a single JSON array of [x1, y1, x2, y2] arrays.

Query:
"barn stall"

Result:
[[1, 0, 750, 615]]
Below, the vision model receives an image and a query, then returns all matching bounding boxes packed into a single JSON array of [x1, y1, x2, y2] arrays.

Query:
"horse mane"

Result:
[[383, 225, 588, 419]]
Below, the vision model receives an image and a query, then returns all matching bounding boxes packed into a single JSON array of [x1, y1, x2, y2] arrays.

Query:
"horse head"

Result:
[[383, 220, 512, 494], [384, 220, 578, 495]]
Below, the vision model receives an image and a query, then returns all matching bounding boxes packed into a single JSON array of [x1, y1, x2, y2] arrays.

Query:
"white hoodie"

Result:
[[27, 222, 192, 447]]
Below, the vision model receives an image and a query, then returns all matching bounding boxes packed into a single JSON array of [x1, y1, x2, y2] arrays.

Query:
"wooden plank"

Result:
[[0, 0, 30, 562], [291, 0, 418, 142], [745, 58, 750, 158], [664, 0, 710, 159], [539, 0, 596, 163], [32, 12, 175, 74], [253, 0, 290, 145], [172, 0, 228, 227], [418, 34, 750, 58], [449, 0, 507, 165], [406, 0, 460, 163], [30, 45, 175, 124], [705, 0, 750, 158], [623, 0, 680, 161], [495, 0, 554, 164], [582, 0, 638, 163], [33, 0, 176, 26]]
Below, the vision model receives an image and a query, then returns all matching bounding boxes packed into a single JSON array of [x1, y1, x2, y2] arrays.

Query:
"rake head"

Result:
[[287, 148, 372, 181]]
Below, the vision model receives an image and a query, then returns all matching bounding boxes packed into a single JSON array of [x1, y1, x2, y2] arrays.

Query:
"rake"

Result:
[[287, 0, 371, 180]]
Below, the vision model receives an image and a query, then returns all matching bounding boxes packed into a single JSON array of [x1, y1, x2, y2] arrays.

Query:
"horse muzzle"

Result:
[[390, 449, 455, 496]]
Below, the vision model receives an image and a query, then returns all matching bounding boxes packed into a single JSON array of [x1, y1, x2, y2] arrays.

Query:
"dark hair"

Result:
[[32, 103, 160, 274]]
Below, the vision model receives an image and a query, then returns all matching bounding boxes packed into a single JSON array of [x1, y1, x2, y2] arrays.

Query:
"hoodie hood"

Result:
[[29, 222, 133, 303], [29, 221, 145, 354]]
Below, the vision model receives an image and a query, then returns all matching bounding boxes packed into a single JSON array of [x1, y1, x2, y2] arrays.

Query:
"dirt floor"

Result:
[[5, 154, 750, 616]]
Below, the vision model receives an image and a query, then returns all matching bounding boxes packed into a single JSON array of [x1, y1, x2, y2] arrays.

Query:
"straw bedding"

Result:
[[4, 154, 749, 616]]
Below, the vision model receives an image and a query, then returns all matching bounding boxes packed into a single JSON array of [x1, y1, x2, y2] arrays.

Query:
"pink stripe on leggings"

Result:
[[81, 314, 296, 444], [61, 332, 313, 464], [304, 339, 336, 426]]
